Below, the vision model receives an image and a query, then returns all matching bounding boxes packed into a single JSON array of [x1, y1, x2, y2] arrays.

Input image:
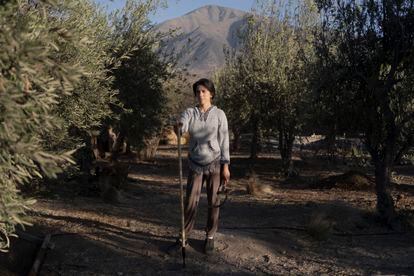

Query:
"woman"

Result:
[[175, 78, 230, 254]]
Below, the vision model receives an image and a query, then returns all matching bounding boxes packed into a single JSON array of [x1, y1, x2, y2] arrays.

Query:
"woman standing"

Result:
[[176, 78, 230, 254]]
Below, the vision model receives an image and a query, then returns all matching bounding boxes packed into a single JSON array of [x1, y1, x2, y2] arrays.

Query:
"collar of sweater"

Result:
[[195, 105, 216, 121], [195, 105, 215, 113]]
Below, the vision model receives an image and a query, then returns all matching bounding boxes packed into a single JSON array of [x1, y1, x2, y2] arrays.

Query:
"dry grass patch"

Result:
[[312, 170, 374, 191], [306, 201, 368, 240], [246, 170, 275, 197]]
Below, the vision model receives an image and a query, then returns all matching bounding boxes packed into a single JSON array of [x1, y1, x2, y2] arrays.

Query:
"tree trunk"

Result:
[[75, 132, 95, 185], [250, 121, 260, 160], [374, 159, 396, 224], [278, 114, 296, 176], [138, 136, 160, 161], [125, 138, 132, 154], [279, 128, 295, 176], [326, 132, 336, 161], [111, 130, 126, 162], [232, 127, 241, 151]]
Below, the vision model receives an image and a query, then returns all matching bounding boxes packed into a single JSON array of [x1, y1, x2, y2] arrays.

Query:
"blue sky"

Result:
[[95, 0, 255, 24]]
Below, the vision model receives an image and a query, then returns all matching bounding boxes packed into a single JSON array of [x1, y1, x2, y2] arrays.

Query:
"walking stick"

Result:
[[177, 126, 186, 268]]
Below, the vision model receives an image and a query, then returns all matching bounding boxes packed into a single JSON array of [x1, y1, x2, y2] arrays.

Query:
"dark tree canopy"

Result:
[[314, 0, 414, 223]]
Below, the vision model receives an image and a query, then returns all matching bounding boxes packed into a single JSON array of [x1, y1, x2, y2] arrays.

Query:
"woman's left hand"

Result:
[[221, 164, 230, 186]]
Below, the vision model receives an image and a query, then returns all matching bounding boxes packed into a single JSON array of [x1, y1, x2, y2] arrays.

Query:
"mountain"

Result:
[[155, 5, 249, 77]]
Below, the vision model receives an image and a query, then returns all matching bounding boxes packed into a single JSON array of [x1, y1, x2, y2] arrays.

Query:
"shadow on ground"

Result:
[[6, 146, 414, 275]]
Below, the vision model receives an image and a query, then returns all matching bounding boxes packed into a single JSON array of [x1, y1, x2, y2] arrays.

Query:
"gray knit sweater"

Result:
[[179, 105, 230, 170]]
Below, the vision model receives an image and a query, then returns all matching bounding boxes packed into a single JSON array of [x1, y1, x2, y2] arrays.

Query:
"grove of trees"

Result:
[[1, 0, 413, 253], [215, 0, 414, 224], [0, 0, 184, 251], [315, 0, 414, 224]]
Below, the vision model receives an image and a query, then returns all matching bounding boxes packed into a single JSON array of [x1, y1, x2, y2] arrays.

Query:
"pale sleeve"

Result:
[[179, 108, 192, 133], [218, 110, 230, 164]]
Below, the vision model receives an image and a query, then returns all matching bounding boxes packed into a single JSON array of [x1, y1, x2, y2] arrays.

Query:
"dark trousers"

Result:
[[184, 168, 221, 238]]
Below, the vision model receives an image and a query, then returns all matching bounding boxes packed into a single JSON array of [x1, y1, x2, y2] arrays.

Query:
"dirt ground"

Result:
[[9, 146, 414, 275]]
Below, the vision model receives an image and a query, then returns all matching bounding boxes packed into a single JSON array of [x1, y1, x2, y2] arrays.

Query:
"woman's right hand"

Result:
[[174, 121, 183, 136]]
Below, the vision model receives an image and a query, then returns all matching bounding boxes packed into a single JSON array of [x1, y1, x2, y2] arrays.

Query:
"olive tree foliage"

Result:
[[0, 0, 84, 251], [47, 0, 172, 163], [214, 49, 251, 152], [41, 0, 126, 174], [314, 0, 414, 223], [215, 15, 281, 160], [0, 0, 176, 251], [215, 0, 318, 174], [110, 0, 184, 160]]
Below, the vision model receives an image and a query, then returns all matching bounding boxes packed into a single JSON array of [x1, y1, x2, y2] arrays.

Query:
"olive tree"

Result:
[[215, 0, 318, 174], [110, 0, 181, 160], [315, 0, 414, 223], [0, 0, 83, 251]]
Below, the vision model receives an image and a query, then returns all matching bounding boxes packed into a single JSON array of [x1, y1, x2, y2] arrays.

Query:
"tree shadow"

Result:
[[0, 225, 42, 276], [27, 148, 414, 275], [32, 195, 414, 275]]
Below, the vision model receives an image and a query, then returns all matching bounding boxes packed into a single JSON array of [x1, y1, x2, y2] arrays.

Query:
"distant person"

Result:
[[174, 78, 230, 254]]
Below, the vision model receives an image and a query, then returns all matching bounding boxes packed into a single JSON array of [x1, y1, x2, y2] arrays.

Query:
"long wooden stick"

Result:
[[28, 234, 52, 276], [177, 126, 186, 268]]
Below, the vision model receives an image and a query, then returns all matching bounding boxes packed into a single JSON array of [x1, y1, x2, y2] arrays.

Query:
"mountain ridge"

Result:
[[155, 5, 249, 77]]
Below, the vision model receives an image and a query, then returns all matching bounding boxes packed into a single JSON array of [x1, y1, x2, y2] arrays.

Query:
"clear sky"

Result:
[[95, 0, 256, 24]]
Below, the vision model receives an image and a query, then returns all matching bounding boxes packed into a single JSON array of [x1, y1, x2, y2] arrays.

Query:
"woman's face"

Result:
[[195, 85, 212, 105]]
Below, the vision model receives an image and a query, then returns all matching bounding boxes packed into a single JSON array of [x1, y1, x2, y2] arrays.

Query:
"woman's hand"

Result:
[[221, 164, 230, 186], [174, 121, 183, 136]]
